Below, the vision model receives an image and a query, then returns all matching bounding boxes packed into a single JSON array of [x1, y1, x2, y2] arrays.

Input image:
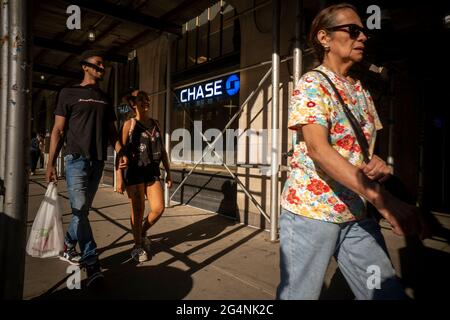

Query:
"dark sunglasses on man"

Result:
[[326, 23, 370, 40], [81, 61, 105, 73]]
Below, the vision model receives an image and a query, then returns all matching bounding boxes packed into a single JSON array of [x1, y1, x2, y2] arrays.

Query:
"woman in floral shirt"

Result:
[[277, 4, 421, 300]]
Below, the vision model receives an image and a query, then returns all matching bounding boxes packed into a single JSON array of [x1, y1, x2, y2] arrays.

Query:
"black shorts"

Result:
[[124, 163, 160, 186]]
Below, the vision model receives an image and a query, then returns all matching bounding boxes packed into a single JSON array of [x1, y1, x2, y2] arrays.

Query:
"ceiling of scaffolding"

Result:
[[31, 0, 213, 92]]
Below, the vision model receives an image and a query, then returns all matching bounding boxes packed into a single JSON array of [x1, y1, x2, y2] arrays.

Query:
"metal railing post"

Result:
[[270, 0, 280, 242], [165, 34, 173, 208]]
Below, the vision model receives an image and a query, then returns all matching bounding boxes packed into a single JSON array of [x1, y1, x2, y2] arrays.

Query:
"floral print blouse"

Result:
[[280, 65, 383, 223]]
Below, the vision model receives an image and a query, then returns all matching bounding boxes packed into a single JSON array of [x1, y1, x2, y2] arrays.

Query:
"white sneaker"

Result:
[[131, 247, 148, 263]]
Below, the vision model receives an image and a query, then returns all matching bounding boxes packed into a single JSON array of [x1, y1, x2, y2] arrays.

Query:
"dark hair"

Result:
[[79, 50, 105, 63], [133, 90, 150, 105], [121, 90, 149, 112], [308, 3, 358, 62]]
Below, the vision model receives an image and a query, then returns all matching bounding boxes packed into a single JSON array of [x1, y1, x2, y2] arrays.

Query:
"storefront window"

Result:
[[172, 73, 240, 166]]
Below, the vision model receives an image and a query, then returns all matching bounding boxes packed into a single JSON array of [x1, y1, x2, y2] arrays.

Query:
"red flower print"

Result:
[[286, 187, 301, 205], [333, 204, 346, 213], [333, 123, 345, 134], [307, 116, 316, 124], [367, 113, 374, 124], [338, 89, 348, 103], [352, 144, 361, 153], [336, 135, 355, 150], [364, 132, 371, 141], [319, 84, 330, 96], [307, 179, 330, 196], [305, 77, 313, 83], [328, 197, 338, 205], [293, 89, 300, 96], [307, 101, 316, 108]]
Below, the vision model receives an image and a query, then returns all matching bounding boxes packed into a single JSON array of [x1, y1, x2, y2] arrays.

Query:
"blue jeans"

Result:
[[64, 154, 104, 266], [277, 208, 406, 300]]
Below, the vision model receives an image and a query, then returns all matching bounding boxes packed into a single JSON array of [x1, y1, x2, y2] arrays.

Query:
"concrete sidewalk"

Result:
[[24, 170, 450, 300]]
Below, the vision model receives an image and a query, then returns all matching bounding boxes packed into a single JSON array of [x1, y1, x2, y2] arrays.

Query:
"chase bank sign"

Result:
[[177, 73, 240, 104]]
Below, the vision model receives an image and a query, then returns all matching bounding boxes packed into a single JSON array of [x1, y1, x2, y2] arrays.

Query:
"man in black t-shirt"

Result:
[[46, 50, 127, 288]]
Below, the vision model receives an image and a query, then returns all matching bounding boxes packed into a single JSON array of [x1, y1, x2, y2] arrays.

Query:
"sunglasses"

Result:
[[81, 61, 105, 73], [326, 24, 369, 40]]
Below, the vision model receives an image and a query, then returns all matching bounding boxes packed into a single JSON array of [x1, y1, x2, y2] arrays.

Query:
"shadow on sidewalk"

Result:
[[34, 261, 193, 300]]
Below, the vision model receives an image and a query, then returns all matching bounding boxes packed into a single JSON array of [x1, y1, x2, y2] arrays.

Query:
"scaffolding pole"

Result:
[[164, 34, 173, 208], [1, 0, 30, 299], [292, 0, 303, 147], [113, 62, 119, 191], [270, 0, 280, 242], [0, 0, 9, 212]]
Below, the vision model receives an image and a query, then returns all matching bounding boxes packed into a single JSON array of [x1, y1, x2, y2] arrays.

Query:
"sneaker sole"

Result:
[[59, 256, 81, 266]]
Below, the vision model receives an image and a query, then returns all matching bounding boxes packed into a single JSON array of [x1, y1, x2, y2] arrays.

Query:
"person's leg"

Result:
[[125, 184, 146, 247], [277, 208, 340, 300], [30, 150, 39, 173], [334, 217, 407, 300], [39, 152, 44, 168], [141, 179, 164, 237], [64, 155, 99, 266]]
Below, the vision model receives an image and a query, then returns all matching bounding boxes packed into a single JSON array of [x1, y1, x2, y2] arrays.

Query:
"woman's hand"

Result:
[[374, 190, 423, 237], [118, 155, 128, 170], [360, 155, 391, 183], [166, 175, 173, 189]]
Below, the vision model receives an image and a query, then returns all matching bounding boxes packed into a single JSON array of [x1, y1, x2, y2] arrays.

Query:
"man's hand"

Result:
[[360, 155, 391, 183], [46, 165, 58, 184]]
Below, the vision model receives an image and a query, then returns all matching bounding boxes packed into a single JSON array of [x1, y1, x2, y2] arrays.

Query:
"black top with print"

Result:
[[54, 84, 116, 160]]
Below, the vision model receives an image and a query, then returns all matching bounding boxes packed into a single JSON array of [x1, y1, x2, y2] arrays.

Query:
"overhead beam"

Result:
[[32, 82, 63, 92], [66, 0, 181, 35], [161, 0, 204, 21], [33, 64, 81, 79], [33, 36, 128, 63]]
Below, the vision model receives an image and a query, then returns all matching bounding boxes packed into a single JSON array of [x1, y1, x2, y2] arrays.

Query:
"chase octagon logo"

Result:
[[225, 74, 240, 96]]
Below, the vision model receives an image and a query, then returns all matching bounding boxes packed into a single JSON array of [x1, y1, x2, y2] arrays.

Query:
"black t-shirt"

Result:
[[54, 84, 116, 160]]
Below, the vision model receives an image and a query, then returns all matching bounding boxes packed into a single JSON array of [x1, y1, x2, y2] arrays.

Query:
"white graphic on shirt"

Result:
[[78, 98, 108, 104]]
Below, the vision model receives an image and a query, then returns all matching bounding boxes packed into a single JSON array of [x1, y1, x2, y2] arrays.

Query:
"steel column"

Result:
[[270, 0, 280, 242], [164, 34, 173, 208], [1, 0, 30, 299]]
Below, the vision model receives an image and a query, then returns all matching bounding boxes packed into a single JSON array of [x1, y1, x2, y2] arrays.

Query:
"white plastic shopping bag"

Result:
[[26, 182, 64, 258]]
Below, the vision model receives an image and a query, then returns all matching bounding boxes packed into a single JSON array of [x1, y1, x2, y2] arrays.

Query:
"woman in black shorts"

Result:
[[116, 91, 172, 262]]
